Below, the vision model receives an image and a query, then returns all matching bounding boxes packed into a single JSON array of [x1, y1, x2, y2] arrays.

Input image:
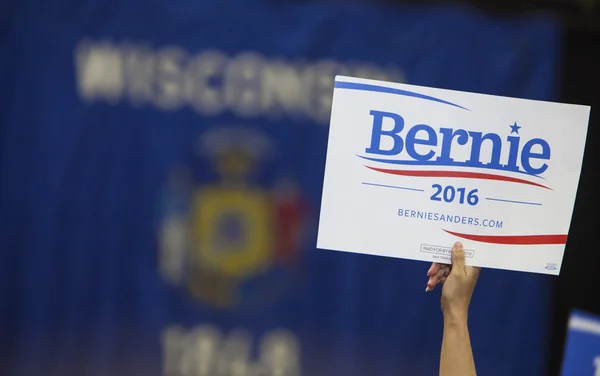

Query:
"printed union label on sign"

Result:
[[317, 76, 591, 275]]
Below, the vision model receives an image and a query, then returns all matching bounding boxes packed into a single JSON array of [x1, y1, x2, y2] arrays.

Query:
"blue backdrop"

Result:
[[0, 1, 561, 375]]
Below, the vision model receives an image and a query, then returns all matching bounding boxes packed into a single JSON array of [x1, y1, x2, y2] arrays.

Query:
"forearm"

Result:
[[440, 313, 476, 376]]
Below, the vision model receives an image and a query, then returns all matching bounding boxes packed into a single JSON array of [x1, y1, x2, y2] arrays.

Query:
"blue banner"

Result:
[[0, 1, 561, 375], [561, 311, 600, 376]]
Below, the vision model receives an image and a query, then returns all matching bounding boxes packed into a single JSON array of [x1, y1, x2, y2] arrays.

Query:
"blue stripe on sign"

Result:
[[485, 197, 542, 206], [361, 182, 424, 192], [334, 81, 469, 111]]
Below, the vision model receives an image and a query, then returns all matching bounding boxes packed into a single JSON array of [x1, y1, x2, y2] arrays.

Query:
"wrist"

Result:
[[443, 309, 468, 327]]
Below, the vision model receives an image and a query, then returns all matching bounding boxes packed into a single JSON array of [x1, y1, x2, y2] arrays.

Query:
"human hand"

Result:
[[426, 242, 481, 320]]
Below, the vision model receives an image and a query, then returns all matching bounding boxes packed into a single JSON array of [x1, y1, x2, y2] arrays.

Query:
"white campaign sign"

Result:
[[317, 76, 590, 275]]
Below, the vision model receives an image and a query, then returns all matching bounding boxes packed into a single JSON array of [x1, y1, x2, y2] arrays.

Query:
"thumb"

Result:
[[451, 242, 465, 270]]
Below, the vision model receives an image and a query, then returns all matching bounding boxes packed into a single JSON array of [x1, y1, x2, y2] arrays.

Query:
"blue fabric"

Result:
[[0, 1, 561, 375]]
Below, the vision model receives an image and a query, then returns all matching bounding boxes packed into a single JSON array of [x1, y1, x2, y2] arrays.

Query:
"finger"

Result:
[[451, 242, 465, 270], [426, 265, 449, 291], [442, 265, 450, 278], [440, 265, 451, 283], [427, 262, 441, 277], [428, 262, 451, 276], [433, 266, 447, 283], [427, 268, 444, 288], [426, 263, 440, 292]]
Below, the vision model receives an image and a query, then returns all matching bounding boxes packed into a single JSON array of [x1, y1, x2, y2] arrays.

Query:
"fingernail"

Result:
[[425, 286, 431, 292]]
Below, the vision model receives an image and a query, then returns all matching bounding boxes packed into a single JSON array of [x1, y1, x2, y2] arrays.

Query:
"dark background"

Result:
[[550, 27, 599, 376]]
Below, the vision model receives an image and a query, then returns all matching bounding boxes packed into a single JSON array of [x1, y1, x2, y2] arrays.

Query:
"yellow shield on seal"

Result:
[[191, 185, 274, 279]]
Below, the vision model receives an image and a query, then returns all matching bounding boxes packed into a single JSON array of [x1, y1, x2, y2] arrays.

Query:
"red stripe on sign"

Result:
[[365, 166, 551, 190], [443, 229, 568, 245]]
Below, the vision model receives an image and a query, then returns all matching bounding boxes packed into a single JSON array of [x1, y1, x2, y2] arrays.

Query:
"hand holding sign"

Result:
[[433, 242, 480, 376], [426, 242, 481, 319]]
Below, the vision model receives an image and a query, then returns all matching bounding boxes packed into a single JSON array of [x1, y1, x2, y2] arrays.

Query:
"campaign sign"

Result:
[[561, 310, 600, 376], [317, 76, 590, 275]]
